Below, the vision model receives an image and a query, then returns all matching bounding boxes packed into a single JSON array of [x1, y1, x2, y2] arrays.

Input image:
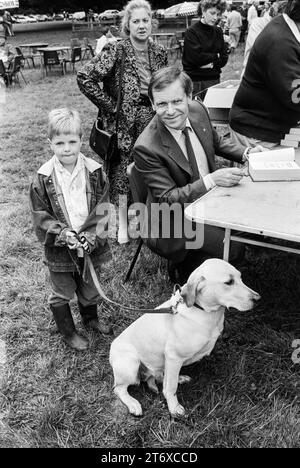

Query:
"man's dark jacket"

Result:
[[133, 100, 246, 261]]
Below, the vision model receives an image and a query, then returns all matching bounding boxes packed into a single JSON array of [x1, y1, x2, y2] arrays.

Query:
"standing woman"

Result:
[[77, 0, 167, 244], [182, 0, 228, 99]]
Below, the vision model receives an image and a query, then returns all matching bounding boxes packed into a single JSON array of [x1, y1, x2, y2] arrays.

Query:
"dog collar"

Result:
[[170, 284, 184, 314], [173, 284, 204, 311]]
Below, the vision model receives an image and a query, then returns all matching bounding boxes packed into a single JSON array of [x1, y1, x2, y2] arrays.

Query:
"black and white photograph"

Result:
[[0, 0, 299, 451]]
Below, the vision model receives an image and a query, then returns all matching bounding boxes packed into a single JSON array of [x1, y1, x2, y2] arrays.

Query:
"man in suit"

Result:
[[133, 66, 261, 282]]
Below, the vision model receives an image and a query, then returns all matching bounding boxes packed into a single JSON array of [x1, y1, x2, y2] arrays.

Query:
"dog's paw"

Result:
[[170, 403, 186, 417], [128, 400, 143, 417], [178, 375, 192, 385]]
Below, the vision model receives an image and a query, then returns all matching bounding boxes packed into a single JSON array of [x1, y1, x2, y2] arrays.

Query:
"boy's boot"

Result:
[[50, 303, 89, 351], [78, 303, 112, 335]]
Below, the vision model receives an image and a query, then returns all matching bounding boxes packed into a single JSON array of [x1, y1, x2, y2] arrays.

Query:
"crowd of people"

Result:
[[25, 0, 300, 350]]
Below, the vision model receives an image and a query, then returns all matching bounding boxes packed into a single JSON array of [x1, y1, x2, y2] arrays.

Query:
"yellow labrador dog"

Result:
[[110, 259, 260, 417]]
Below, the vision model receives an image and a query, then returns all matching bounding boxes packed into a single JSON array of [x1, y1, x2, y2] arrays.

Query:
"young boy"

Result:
[[29, 108, 112, 351]]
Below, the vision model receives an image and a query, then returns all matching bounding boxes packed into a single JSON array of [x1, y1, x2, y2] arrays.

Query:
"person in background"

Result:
[[182, 0, 229, 99], [0, 34, 15, 66], [3, 10, 13, 37], [230, 0, 300, 148], [95, 27, 118, 55], [29, 108, 112, 351], [261, 1, 271, 16], [247, 0, 259, 26], [77, 0, 167, 245], [226, 4, 242, 52], [88, 8, 94, 23], [239, 1, 249, 42], [242, 1, 281, 74]]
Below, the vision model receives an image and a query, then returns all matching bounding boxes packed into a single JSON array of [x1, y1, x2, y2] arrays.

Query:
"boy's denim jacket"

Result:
[[29, 154, 111, 273]]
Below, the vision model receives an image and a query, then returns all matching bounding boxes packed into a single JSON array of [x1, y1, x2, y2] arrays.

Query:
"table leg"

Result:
[[223, 228, 231, 261]]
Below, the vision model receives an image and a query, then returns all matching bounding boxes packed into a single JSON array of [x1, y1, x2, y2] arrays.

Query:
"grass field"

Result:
[[0, 29, 299, 448]]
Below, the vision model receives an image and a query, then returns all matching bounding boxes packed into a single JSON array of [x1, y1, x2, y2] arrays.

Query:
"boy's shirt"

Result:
[[53, 153, 89, 233], [30, 153, 111, 272]]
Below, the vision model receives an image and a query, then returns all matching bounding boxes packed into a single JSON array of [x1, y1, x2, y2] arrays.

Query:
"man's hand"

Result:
[[242, 145, 266, 176], [211, 167, 244, 187], [249, 145, 265, 154]]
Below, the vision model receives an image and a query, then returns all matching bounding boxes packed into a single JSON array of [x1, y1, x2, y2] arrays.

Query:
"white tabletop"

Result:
[[185, 149, 300, 243], [37, 46, 72, 52]]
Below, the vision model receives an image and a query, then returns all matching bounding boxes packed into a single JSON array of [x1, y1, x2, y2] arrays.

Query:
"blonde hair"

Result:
[[121, 0, 152, 36], [48, 108, 82, 140]]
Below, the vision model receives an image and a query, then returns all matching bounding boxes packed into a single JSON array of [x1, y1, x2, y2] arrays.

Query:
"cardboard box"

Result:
[[283, 133, 300, 142], [280, 139, 299, 148], [290, 127, 300, 135], [203, 80, 240, 122], [249, 148, 300, 181]]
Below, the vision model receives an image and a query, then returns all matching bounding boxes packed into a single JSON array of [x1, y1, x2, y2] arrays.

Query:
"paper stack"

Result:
[[249, 147, 300, 181], [203, 80, 240, 122], [281, 126, 300, 148]]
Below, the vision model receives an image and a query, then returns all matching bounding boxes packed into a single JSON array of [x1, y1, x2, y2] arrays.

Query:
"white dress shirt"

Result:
[[165, 118, 216, 190], [53, 153, 89, 232], [283, 13, 300, 43]]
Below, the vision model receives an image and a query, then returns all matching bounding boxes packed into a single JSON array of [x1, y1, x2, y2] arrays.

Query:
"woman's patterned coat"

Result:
[[77, 37, 167, 202]]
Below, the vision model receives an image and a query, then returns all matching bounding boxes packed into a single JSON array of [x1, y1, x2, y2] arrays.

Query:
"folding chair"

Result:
[[70, 37, 81, 48], [42, 50, 65, 76], [166, 35, 182, 63], [64, 47, 82, 72], [6, 56, 27, 86], [0, 59, 8, 86], [124, 162, 148, 282], [82, 37, 94, 60], [87, 44, 95, 58], [15, 46, 36, 68]]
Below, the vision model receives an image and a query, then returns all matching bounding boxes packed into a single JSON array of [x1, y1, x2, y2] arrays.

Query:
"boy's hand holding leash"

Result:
[[65, 230, 90, 256]]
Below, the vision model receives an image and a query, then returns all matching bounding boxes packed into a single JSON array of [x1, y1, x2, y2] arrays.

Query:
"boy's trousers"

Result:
[[48, 268, 100, 307]]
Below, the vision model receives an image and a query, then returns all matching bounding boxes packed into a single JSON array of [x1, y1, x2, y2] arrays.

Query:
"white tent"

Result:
[[0, 0, 19, 9], [164, 2, 199, 27]]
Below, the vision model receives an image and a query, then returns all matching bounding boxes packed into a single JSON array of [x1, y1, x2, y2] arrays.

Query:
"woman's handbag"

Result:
[[89, 118, 118, 162], [89, 48, 125, 169]]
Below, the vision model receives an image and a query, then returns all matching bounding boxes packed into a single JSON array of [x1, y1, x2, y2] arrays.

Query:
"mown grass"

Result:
[[0, 30, 299, 448]]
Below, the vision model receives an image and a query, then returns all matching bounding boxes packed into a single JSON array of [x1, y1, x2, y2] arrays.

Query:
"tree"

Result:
[[17, 0, 173, 14]]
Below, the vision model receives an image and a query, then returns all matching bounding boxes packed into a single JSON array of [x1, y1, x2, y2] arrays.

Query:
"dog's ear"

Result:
[[181, 275, 205, 307]]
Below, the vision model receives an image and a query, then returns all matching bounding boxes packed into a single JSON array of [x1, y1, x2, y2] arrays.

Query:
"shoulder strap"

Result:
[[115, 46, 126, 131]]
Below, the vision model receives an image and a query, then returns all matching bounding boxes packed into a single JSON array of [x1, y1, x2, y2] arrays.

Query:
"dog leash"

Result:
[[86, 254, 180, 315], [71, 234, 202, 314]]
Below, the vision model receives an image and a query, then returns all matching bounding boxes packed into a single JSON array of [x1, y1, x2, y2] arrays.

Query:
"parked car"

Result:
[[53, 13, 64, 21], [27, 14, 38, 22], [12, 15, 30, 23], [36, 14, 49, 22], [98, 9, 120, 21], [72, 11, 86, 21]]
